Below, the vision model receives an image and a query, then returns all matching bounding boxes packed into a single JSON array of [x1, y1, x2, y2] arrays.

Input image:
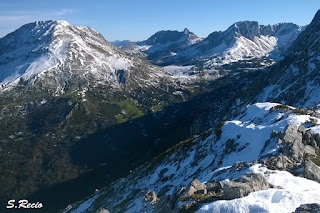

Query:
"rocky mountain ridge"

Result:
[[117, 21, 303, 67]]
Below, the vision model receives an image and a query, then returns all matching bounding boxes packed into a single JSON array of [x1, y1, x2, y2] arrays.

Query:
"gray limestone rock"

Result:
[[222, 173, 270, 200], [281, 125, 305, 161], [304, 159, 320, 183], [181, 179, 206, 199]]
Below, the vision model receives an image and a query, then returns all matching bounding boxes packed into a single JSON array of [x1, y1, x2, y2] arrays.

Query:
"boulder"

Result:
[[181, 179, 206, 198], [294, 203, 320, 213], [281, 125, 305, 161], [222, 173, 270, 200], [304, 159, 320, 183]]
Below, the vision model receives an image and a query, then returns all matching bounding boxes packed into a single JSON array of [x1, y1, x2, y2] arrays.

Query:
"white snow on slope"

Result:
[[198, 165, 320, 213], [65, 102, 320, 213], [0, 20, 135, 89], [218, 103, 313, 167], [204, 35, 277, 67]]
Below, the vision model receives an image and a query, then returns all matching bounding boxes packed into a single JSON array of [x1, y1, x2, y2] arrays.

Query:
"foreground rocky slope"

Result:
[[66, 103, 320, 213]]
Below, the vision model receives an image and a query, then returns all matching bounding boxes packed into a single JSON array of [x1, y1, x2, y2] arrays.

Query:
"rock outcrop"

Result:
[[181, 179, 206, 199], [303, 159, 320, 183], [221, 173, 270, 200], [280, 124, 305, 162]]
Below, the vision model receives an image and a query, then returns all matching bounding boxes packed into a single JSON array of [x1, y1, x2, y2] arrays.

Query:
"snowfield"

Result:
[[198, 165, 320, 213]]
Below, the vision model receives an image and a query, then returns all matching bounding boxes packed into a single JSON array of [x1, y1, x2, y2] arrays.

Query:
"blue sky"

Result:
[[1, 0, 320, 41]]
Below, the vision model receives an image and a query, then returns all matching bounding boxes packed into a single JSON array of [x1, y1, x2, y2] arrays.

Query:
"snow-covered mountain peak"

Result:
[[0, 20, 161, 92]]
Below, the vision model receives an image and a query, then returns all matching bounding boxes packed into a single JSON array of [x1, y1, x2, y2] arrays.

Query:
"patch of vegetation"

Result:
[[292, 108, 309, 115], [271, 104, 309, 115], [189, 193, 207, 202], [115, 99, 144, 123], [271, 104, 291, 111]]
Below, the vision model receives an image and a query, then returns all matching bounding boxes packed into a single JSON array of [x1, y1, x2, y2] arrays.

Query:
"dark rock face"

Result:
[[115, 69, 126, 84], [229, 21, 260, 40], [221, 173, 270, 200], [294, 203, 320, 213], [291, 9, 320, 55]]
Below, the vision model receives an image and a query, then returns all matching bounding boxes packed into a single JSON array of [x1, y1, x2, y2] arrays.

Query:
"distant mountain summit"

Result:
[[140, 28, 200, 46], [117, 28, 203, 64], [118, 22, 303, 67], [0, 20, 162, 92]]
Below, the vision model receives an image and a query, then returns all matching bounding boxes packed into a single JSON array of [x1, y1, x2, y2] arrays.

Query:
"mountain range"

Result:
[[0, 9, 320, 213], [115, 21, 303, 67]]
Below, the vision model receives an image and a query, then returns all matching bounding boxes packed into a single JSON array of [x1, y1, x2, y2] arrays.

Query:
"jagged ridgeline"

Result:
[[115, 22, 302, 67], [0, 9, 319, 213]]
